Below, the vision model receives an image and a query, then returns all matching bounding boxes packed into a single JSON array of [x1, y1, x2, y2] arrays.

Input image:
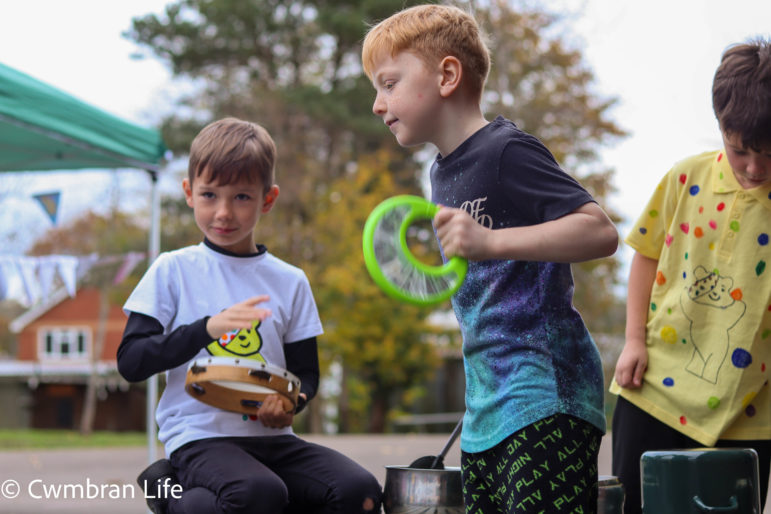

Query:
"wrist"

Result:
[[483, 228, 507, 260], [294, 393, 308, 414], [204, 316, 220, 340], [623, 336, 647, 349]]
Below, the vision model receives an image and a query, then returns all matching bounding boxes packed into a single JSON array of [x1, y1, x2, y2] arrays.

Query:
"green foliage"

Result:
[[307, 152, 447, 431], [127, 0, 416, 175], [160, 193, 202, 251], [0, 429, 146, 449]]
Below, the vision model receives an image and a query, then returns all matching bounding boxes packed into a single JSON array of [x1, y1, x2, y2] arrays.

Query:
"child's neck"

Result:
[[433, 103, 488, 158], [203, 238, 265, 257]]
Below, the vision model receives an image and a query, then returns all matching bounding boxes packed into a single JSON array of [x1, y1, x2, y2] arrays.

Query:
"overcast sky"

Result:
[[1, 0, 769, 260]]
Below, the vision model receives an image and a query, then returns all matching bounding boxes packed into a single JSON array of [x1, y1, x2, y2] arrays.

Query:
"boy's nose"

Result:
[[215, 201, 233, 219], [372, 94, 385, 116], [747, 155, 767, 175]]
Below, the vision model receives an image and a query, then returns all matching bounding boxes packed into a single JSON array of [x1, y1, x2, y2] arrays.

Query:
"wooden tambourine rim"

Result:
[[185, 357, 300, 414]]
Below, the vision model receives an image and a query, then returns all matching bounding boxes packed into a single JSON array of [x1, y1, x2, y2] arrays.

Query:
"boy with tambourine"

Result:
[[118, 118, 381, 514]]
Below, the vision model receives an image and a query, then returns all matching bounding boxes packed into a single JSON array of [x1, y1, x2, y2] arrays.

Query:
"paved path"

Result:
[[0, 433, 605, 513], [0, 434, 767, 513]]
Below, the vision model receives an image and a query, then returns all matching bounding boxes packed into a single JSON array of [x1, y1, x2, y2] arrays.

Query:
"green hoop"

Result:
[[362, 195, 468, 305]]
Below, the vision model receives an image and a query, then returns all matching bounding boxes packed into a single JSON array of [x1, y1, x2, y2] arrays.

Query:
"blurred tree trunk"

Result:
[[80, 287, 109, 436], [368, 390, 388, 433], [307, 396, 324, 433]]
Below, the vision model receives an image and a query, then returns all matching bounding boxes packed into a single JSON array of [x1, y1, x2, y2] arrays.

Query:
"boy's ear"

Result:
[[182, 178, 194, 208], [262, 185, 280, 213], [438, 56, 462, 97]]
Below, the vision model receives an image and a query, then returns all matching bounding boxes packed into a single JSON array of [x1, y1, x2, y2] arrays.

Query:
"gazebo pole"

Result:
[[146, 169, 161, 465]]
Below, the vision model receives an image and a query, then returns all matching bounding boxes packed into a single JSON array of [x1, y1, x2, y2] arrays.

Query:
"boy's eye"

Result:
[[235, 194, 252, 201], [384, 81, 395, 90], [201, 191, 215, 198], [728, 145, 747, 155]]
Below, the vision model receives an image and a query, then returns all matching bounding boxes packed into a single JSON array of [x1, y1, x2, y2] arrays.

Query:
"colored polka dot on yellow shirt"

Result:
[[661, 326, 678, 344]]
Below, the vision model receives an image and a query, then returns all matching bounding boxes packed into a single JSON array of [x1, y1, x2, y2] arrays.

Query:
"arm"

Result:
[[614, 251, 658, 389], [284, 337, 320, 412], [434, 201, 618, 262], [117, 313, 211, 382], [117, 295, 272, 382]]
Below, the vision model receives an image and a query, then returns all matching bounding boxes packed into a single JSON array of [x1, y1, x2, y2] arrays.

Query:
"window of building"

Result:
[[38, 327, 91, 361]]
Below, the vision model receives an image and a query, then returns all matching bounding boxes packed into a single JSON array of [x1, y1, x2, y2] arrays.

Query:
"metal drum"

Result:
[[598, 475, 625, 514], [383, 466, 463, 514], [641, 448, 761, 513], [384, 467, 625, 513]]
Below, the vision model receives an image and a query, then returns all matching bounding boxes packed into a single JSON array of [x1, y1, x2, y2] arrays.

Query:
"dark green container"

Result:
[[641, 448, 760, 513], [598, 475, 625, 514]]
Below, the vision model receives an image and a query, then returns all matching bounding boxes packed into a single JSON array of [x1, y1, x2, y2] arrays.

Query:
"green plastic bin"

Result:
[[641, 448, 760, 513]]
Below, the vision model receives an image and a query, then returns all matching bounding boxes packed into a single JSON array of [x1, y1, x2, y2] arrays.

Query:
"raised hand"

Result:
[[206, 295, 272, 340]]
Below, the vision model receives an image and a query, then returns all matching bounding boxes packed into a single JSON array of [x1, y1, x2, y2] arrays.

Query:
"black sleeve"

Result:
[[284, 337, 320, 414], [499, 136, 595, 224], [117, 311, 213, 382]]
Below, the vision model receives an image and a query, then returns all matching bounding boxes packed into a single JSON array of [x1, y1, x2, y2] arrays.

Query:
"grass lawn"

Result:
[[0, 429, 147, 449]]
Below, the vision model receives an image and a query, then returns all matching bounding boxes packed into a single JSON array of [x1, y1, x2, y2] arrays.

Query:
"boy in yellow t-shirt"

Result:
[[611, 39, 771, 514]]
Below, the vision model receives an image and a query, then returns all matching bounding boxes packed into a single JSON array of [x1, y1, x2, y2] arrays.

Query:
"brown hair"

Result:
[[188, 118, 276, 193], [712, 38, 771, 150], [361, 4, 490, 101]]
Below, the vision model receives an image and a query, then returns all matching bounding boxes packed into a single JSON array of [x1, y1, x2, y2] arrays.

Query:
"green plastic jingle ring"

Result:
[[362, 195, 468, 306]]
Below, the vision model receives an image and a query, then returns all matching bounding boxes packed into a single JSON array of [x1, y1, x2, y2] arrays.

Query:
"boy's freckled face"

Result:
[[722, 132, 771, 190], [183, 171, 277, 255], [370, 51, 442, 148]]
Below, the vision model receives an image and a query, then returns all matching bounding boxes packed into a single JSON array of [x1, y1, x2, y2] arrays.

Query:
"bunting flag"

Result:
[[0, 252, 142, 306], [32, 192, 61, 224], [112, 252, 145, 285]]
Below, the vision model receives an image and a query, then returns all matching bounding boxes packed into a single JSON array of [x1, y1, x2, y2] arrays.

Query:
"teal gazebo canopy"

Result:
[[0, 61, 165, 173]]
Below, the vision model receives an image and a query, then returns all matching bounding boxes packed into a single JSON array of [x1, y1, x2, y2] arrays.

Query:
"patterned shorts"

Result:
[[461, 414, 602, 514]]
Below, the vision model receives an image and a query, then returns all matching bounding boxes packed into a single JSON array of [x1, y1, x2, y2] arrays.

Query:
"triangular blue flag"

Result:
[[33, 192, 61, 224]]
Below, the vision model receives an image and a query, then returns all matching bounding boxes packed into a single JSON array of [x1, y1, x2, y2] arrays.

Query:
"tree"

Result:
[[127, 0, 628, 431], [0, 301, 24, 357], [309, 151, 451, 432], [159, 193, 203, 252]]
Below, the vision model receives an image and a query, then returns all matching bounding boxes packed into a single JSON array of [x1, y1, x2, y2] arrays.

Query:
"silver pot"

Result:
[[383, 465, 463, 514]]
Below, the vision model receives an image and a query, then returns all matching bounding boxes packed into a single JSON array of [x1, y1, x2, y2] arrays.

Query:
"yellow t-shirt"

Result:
[[610, 150, 771, 445]]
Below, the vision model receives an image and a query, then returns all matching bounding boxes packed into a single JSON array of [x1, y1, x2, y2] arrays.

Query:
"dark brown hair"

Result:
[[712, 38, 771, 150], [188, 118, 276, 193]]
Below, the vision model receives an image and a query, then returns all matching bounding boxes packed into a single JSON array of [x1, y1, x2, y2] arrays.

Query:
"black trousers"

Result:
[[461, 413, 602, 513], [612, 396, 771, 514], [168, 435, 382, 514]]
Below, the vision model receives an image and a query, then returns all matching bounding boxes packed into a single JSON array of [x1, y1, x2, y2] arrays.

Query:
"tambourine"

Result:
[[184, 356, 301, 414]]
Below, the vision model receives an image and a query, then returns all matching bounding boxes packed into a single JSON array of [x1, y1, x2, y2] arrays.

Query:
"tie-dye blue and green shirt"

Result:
[[431, 116, 606, 453]]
